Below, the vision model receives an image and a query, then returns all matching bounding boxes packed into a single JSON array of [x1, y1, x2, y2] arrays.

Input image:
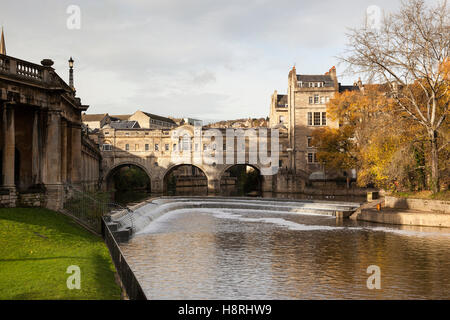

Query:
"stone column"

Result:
[[1, 103, 17, 207], [43, 110, 63, 210], [60, 119, 67, 184], [44, 111, 61, 184], [70, 124, 82, 184], [2, 104, 15, 187], [31, 110, 41, 185]]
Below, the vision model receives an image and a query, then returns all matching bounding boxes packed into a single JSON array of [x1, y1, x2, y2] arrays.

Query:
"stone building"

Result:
[[81, 113, 110, 129], [128, 110, 177, 129], [269, 91, 289, 129], [0, 32, 100, 209], [269, 66, 363, 184]]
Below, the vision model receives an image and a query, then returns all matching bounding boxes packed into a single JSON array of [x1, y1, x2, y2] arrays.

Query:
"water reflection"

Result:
[[120, 208, 450, 299]]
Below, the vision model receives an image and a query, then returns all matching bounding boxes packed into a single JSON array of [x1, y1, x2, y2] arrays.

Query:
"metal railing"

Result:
[[102, 217, 147, 300], [63, 183, 135, 234]]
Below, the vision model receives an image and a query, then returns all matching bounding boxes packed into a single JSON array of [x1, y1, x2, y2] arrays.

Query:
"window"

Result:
[[309, 97, 313, 104], [145, 144, 149, 151], [279, 160, 283, 168], [308, 152, 318, 163], [173, 144, 177, 151], [135, 144, 139, 150], [182, 134, 190, 151], [322, 112, 327, 126], [314, 112, 321, 126], [320, 96, 325, 104], [314, 95, 319, 104], [279, 115, 285, 123], [307, 137, 313, 148], [125, 144, 129, 151], [308, 112, 313, 126], [155, 144, 159, 151], [102, 144, 112, 151], [165, 144, 169, 151], [326, 96, 330, 103], [203, 144, 207, 151]]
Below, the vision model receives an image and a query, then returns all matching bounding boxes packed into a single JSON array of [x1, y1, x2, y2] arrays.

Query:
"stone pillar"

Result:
[[31, 110, 41, 185], [70, 124, 82, 184], [44, 110, 63, 210], [1, 103, 17, 207], [60, 119, 67, 184], [2, 104, 15, 187], [207, 178, 220, 195]]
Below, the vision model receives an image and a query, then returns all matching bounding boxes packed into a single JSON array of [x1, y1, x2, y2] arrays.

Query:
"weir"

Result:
[[106, 197, 361, 241]]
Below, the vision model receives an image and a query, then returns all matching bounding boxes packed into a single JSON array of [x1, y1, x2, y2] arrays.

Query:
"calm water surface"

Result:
[[120, 207, 450, 299]]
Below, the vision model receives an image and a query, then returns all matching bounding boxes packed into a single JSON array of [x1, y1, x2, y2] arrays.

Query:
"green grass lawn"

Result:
[[0, 208, 121, 300]]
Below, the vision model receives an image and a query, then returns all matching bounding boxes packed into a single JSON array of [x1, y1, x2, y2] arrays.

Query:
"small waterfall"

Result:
[[109, 197, 362, 236]]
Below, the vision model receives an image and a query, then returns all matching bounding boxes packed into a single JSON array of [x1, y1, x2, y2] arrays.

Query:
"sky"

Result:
[[1, 0, 431, 122]]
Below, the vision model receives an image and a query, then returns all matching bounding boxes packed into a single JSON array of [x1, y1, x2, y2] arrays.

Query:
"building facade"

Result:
[[269, 66, 361, 182]]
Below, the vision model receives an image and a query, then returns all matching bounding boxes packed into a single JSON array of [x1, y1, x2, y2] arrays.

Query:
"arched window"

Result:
[[182, 134, 191, 151]]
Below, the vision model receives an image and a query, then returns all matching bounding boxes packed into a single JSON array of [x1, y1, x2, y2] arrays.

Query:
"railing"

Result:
[[0, 54, 45, 82], [63, 183, 135, 234], [102, 217, 147, 300], [16, 60, 43, 80]]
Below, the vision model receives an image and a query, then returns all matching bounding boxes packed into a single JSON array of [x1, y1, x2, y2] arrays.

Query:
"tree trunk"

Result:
[[429, 129, 440, 194]]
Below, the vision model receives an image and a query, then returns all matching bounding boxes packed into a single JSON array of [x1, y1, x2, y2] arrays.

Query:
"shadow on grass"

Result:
[[0, 208, 99, 242], [0, 256, 89, 262]]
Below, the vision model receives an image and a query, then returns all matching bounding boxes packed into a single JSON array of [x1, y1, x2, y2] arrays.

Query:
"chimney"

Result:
[[329, 66, 338, 90], [357, 77, 363, 88], [329, 66, 337, 79]]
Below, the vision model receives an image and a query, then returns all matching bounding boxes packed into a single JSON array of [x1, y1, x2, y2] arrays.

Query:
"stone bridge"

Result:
[[94, 124, 305, 195]]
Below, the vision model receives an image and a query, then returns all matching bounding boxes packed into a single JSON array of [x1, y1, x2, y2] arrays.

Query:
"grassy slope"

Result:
[[0, 208, 121, 300], [388, 190, 450, 201]]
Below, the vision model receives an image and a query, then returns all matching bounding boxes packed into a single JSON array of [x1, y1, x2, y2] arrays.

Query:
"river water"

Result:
[[120, 205, 450, 300]]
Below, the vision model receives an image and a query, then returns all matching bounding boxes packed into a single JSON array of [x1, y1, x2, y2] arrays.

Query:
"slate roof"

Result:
[[339, 85, 360, 92], [108, 120, 140, 129], [141, 111, 177, 124], [296, 74, 335, 87]]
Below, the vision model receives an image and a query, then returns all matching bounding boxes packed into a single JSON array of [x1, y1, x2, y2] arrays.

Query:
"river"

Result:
[[119, 201, 450, 299]]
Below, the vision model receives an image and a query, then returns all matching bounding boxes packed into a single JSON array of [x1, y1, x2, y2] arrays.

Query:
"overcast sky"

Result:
[[1, 0, 435, 122]]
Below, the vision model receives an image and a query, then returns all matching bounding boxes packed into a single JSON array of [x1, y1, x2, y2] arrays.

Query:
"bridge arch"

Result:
[[219, 164, 263, 196], [162, 163, 209, 196], [102, 161, 152, 194]]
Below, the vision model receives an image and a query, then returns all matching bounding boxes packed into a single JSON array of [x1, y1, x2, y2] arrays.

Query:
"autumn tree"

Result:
[[341, 0, 449, 193]]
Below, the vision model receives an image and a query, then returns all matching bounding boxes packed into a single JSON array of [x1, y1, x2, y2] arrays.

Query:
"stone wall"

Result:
[[385, 196, 450, 214]]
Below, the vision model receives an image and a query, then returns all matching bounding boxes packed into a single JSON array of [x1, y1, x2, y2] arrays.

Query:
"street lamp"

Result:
[[68, 57, 74, 91]]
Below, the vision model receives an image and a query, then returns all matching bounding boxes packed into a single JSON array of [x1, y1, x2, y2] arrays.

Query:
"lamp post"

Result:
[[68, 57, 75, 92]]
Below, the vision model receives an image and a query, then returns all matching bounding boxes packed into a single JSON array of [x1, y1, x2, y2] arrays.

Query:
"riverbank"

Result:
[[0, 208, 121, 299], [351, 196, 450, 228]]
